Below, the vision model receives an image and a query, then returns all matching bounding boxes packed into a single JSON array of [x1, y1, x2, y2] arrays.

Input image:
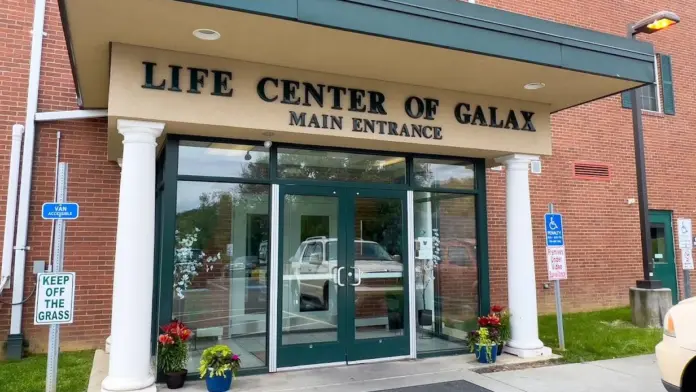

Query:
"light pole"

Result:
[[627, 11, 680, 289]]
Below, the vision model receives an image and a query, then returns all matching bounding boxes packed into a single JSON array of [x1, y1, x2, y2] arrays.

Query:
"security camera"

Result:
[[264, 140, 272, 148]]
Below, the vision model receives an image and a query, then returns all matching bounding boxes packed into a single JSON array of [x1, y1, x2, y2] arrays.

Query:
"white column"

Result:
[[102, 120, 164, 392], [494, 154, 551, 358]]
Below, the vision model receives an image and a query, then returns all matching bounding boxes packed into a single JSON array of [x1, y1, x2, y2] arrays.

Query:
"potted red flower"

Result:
[[157, 320, 192, 389], [490, 305, 511, 355], [469, 306, 509, 359]]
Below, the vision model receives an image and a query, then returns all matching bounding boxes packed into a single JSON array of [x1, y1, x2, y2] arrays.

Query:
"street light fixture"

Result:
[[630, 11, 680, 35], [627, 11, 680, 290]]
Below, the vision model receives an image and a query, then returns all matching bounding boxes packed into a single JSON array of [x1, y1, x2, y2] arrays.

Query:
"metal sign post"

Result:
[[41, 163, 70, 392], [545, 204, 566, 351]]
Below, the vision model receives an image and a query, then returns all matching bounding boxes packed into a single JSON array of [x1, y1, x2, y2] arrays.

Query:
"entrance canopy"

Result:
[[59, 0, 655, 110], [59, 0, 656, 161]]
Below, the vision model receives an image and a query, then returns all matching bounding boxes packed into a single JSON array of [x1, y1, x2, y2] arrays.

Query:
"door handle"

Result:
[[336, 266, 345, 287], [350, 267, 362, 286]]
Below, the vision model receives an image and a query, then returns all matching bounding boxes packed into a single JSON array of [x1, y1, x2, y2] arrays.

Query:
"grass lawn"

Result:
[[0, 350, 94, 392], [538, 307, 663, 363]]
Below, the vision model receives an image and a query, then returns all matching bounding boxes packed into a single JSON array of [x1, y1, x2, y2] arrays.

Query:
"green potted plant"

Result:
[[470, 327, 498, 364], [199, 345, 241, 392], [157, 320, 192, 389], [492, 305, 511, 355], [466, 328, 480, 353]]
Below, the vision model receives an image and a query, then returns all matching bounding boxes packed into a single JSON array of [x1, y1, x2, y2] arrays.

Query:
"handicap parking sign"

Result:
[[545, 213, 564, 247]]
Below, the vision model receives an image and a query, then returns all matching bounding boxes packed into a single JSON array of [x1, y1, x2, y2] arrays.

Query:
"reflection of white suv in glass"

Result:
[[287, 236, 402, 311]]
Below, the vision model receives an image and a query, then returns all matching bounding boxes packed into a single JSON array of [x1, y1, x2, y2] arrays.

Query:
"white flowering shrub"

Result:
[[432, 228, 441, 265], [173, 228, 221, 299]]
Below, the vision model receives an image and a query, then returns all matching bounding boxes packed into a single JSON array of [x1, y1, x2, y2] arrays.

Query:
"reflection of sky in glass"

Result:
[[177, 181, 269, 213], [176, 182, 239, 213], [178, 141, 269, 178], [277, 148, 406, 183]]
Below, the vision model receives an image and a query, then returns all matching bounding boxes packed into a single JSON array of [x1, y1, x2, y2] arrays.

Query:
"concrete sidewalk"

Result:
[[481, 354, 664, 392], [171, 355, 536, 392], [162, 354, 664, 391]]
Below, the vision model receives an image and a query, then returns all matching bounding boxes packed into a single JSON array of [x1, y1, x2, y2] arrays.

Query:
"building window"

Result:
[[639, 56, 662, 112], [414, 192, 477, 353], [276, 148, 407, 184], [178, 140, 270, 179], [172, 180, 270, 371], [412, 157, 479, 354], [622, 55, 667, 113], [638, 82, 659, 112]]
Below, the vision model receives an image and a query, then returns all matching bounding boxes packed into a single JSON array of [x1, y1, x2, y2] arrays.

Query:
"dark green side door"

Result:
[[276, 185, 409, 368], [649, 211, 679, 304]]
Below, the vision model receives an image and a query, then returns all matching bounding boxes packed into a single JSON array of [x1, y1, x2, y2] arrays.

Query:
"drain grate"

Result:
[[378, 380, 493, 392]]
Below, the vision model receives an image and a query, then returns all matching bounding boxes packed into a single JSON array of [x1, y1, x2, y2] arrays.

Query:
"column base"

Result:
[[5, 333, 24, 360], [630, 287, 672, 328], [636, 279, 663, 289], [101, 374, 156, 392], [504, 345, 553, 358]]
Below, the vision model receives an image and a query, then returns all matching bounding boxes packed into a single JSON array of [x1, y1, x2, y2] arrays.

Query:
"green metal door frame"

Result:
[[153, 136, 490, 374], [276, 184, 347, 368], [276, 185, 411, 367], [345, 188, 410, 362]]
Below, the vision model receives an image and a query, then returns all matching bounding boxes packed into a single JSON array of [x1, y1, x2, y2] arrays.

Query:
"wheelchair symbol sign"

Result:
[[545, 213, 564, 247]]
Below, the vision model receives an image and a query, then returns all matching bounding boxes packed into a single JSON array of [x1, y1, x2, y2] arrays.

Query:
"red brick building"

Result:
[[0, 0, 693, 389]]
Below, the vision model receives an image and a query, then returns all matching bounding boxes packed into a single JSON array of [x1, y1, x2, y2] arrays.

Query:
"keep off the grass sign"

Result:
[[34, 272, 76, 325]]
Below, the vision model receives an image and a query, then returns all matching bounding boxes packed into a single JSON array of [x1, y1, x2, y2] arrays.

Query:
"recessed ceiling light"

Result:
[[524, 82, 546, 90], [193, 29, 221, 41]]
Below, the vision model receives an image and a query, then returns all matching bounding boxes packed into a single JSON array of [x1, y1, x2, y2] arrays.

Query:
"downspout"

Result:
[[0, 125, 25, 292], [8, 0, 47, 357]]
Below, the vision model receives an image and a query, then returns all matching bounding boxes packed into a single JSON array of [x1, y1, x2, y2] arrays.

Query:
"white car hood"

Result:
[[670, 297, 696, 351]]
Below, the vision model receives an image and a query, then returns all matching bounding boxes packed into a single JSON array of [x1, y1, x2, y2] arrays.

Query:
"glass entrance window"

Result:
[[412, 158, 475, 189], [281, 194, 340, 346], [414, 192, 477, 353], [178, 140, 270, 178], [277, 148, 406, 184], [172, 181, 270, 371], [352, 197, 405, 340], [159, 140, 486, 372], [277, 188, 409, 367]]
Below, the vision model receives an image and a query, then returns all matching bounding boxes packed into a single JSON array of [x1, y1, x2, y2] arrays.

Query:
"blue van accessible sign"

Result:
[[42, 203, 79, 220]]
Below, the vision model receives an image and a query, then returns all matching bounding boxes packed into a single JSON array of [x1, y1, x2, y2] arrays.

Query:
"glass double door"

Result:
[[277, 185, 409, 368]]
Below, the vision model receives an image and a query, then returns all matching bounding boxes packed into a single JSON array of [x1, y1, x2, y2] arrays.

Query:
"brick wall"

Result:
[[0, 0, 119, 355], [480, 0, 696, 313], [1, 0, 695, 356], [0, 0, 32, 355]]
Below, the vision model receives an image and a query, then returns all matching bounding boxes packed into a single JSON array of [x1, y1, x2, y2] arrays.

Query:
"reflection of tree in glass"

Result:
[[360, 200, 402, 256], [242, 150, 409, 183], [176, 185, 268, 258], [413, 162, 474, 189]]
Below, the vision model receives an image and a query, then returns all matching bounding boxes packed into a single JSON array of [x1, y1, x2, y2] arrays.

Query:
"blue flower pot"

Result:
[[205, 369, 233, 392], [475, 343, 498, 364]]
